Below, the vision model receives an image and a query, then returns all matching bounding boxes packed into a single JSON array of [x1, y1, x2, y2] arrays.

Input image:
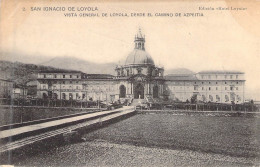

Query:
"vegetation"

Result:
[[0, 60, 72, 85]]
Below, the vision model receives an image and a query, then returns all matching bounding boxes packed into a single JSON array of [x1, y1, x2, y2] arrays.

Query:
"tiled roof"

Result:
[[83, 74, 114, 79], [164, 74, 198, 81], [198, 70, 244, 74], [39, 70, 81, 73]]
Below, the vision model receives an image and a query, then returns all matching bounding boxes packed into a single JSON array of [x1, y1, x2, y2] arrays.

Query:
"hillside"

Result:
[[0, 57, 196, 86], [0, 61, 70, 85]]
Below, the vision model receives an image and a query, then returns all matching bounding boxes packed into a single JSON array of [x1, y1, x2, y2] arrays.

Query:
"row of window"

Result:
[[170, 81, 241, 85], [175, 94, 241, 102], [41, 81, 114, 85], [202, 87, 239, 91], [42, 85, 115, 91], [42, 81, 80, 84], [169, 86, 240, 91], [117, 68, 162, 77], [42, 74, 80, 79], [42, 85, 81, 90], [47, 92, 108, 100], [201, 75, 239, 79], [0, 82, 13, 87]]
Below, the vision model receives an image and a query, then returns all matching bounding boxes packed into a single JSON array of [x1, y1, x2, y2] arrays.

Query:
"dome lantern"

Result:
[[134, 28, 145, 50], [124, 29, 155, 66]]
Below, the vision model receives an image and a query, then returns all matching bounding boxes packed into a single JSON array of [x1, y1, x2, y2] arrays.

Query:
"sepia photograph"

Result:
[[0, 0, 259, 166]]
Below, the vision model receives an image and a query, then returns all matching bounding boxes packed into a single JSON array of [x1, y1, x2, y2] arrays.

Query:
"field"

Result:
[[84, 113, 260, 157], [7, 113, 260, 166]]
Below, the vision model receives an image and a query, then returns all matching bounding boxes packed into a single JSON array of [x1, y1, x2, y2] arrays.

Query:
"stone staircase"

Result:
[[130, 99, 146, 106], [145, 95, 154, 103]]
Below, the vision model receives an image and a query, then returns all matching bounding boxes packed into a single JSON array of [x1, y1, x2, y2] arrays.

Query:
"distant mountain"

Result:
[[41, 56, 197, 76], [165, 68, 195, 76], [40, 56, 117, 75], [0, 52, 197, 85], [0, 52, 116, 75], [1, 51, 195, 76], [0, 51, 54, 65]]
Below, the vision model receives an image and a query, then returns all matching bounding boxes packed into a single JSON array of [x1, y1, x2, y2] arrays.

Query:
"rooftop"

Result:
[[39, 70, 82, 73], [165, 74, 198, 81], [198, 70, 244, 74], [83, 74, 114, 79]]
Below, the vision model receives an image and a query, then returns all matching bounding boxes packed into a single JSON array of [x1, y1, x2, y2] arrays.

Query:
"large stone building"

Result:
[[37, 30, 245, 104], [0, 78, 13, 98], [165, 71, 245, 103], [0, 79, 28, 99]]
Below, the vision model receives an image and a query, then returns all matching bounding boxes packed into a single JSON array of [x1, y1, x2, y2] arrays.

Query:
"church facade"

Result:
[[37, 30, 245, 104]]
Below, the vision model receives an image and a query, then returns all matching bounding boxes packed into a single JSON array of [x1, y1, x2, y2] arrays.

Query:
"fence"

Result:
[[0, 98, 101, 108], [0, 98, 258, 112], [0, 106, 95, 126], [150, 102, 258, 112]]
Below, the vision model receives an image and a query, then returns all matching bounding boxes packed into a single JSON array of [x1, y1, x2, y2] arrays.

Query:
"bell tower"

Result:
[[134, 28, 145, 50]]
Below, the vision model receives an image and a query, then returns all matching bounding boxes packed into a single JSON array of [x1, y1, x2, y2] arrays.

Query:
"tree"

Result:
[[191, 94, 197, 104]]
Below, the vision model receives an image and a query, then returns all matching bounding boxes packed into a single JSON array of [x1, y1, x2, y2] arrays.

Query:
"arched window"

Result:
[[119, 85, 126, 98], [42, 93, 48, 99], [209, 95, 213, 101], [237, 95, 241, 102], [202, 95, 206, 102], [230, 93, 235, 102], [155, 69, 158, 76], [216, 95, 220, 102], [69, 93, 73, 100], [62, 93, 66, 100], [137, 68, 142, 74], [53, 93, 58, 99], [225, 95, 229, 102]]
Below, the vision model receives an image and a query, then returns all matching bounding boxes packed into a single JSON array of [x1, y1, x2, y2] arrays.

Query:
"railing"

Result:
[[148, 102, 258, 112], [0, 98, 102, 108], [38, 89, 84, 92]]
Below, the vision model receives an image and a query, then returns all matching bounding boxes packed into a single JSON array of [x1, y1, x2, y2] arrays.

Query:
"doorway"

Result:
[[119, 85, 126, 98], [153, 85, 159, 98], [134, 83, 144, 99]]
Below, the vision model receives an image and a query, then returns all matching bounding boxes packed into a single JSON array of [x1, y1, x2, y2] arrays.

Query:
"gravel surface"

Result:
[[13, 140, 257, 166]]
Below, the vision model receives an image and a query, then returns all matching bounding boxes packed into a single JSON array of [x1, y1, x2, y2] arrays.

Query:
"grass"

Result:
[[83, 113, 260, 158]]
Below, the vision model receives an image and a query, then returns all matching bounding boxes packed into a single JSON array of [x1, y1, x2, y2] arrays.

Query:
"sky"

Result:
[[0, 0, 259, 100]]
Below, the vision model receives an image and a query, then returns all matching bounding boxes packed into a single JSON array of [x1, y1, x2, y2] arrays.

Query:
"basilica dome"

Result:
[[125, 49, 154, 66]]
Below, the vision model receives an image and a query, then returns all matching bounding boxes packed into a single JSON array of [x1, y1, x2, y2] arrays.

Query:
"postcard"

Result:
[[0, 0, 259, 166]]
